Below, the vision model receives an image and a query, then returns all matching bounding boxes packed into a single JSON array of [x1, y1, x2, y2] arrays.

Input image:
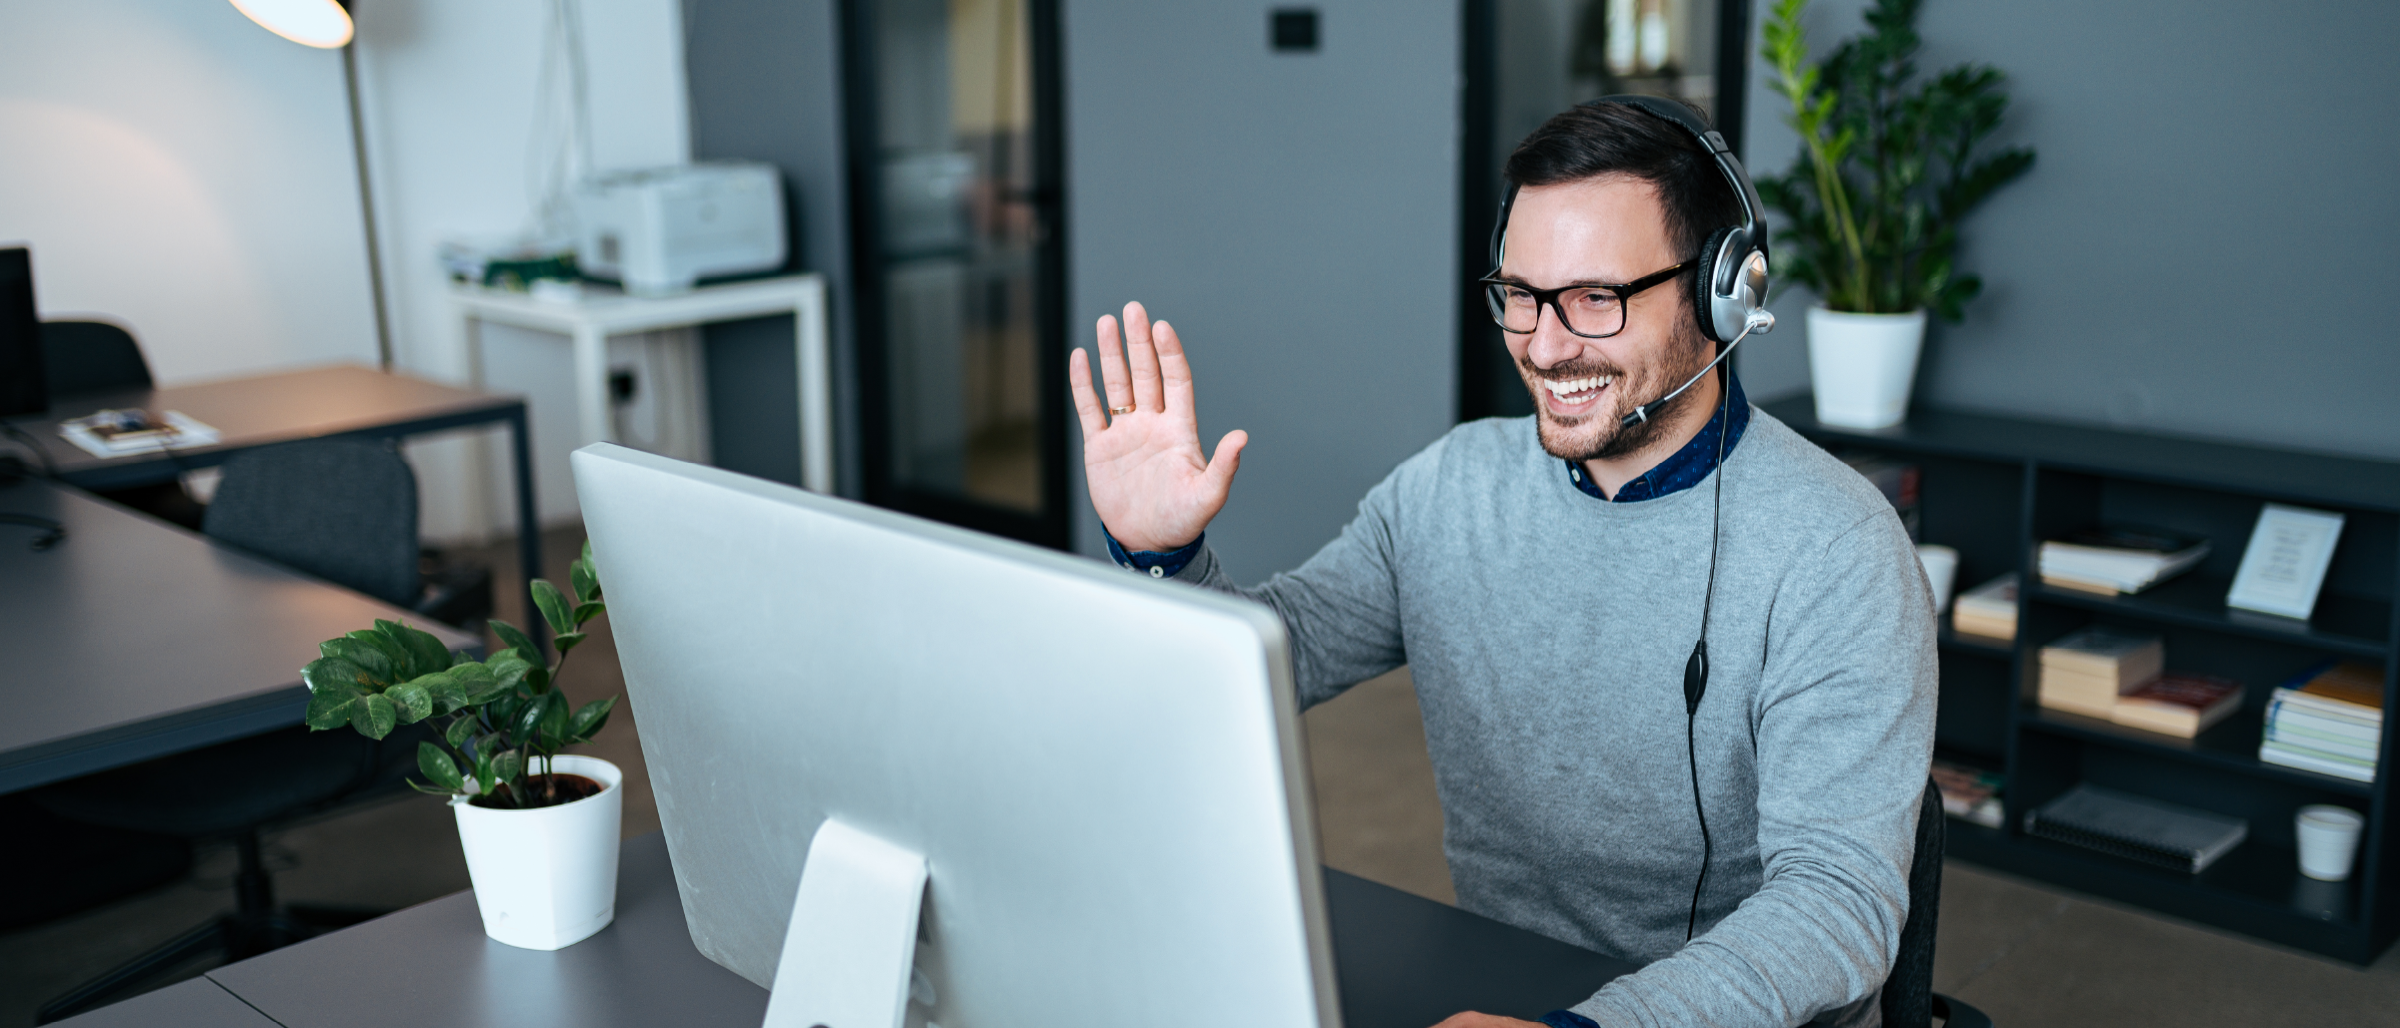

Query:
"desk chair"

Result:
[[1887, 779, 1994, 1028], [39, 319, 206, 529], [30, 438, 461, 1023]]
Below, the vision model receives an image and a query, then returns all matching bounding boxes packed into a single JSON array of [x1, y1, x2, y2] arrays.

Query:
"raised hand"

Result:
[[1069, 301, 1248, 554]]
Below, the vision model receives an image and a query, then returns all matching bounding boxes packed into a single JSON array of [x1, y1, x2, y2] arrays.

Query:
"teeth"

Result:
[[1543, 375, 1613, 398]]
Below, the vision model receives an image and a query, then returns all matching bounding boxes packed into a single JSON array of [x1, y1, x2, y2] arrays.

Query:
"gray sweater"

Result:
[[1170, 411, 1936, 1027]]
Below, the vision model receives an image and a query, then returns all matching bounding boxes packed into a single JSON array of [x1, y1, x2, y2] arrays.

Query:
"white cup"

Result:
[[2296, 804, 2365, 882], [1917, 545, 1960, 616]]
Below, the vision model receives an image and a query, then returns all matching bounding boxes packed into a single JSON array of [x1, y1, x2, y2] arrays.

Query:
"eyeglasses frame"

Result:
[[1478, 260, 1696, 339]]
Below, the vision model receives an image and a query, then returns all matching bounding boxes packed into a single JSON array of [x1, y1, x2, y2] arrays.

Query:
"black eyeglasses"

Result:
[[1478, 261, 1694, 339]]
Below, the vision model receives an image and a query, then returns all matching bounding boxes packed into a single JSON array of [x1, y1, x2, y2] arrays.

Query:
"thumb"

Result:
[[1204, 429, 1248, 493]]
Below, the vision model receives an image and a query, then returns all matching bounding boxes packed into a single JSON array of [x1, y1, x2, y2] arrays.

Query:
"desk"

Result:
[[105, 832, 1630, 1028], [0, 477, 481, 794], [0, 365, 543, 640], [451, 276, 833, 494]]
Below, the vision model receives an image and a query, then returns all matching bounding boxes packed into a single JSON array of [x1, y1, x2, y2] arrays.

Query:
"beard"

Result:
[[1520, 328, 1712, 463]]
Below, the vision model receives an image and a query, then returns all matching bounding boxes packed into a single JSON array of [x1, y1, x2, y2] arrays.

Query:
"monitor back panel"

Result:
[[573, 444, 1337, 1028]]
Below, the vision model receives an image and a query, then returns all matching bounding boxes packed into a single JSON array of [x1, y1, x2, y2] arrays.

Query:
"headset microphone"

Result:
[[1620, 308, 1774, 429]]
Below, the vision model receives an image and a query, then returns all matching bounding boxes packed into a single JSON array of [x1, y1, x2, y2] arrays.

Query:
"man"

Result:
[[1068, 101, 1935, 1027]]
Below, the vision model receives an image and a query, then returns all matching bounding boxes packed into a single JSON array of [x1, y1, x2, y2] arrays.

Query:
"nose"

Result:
[[1523, 304, 1585, 370]]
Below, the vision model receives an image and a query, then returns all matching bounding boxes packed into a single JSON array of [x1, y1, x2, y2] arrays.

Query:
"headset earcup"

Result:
[[1690, 227, 1735, 344]]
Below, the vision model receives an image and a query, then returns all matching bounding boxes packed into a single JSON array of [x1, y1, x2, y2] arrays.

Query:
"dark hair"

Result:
[[1502, 100, 1745, 264]]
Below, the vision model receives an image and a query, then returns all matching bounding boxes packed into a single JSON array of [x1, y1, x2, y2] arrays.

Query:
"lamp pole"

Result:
[[340, 36, 394, 370]]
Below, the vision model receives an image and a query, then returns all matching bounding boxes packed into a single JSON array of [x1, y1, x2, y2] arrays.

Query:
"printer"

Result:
[[576, 162, 786, 296]]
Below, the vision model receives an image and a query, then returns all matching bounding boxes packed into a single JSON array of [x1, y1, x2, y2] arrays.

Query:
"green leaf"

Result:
[[303, 681, 363, 731], [418, 672, 468, 715], [530, 580, 574, 637], [447, 662, 500, 704], [571, 601, 606, 626], [301, 656, 370, 696], [537, 690, 570, 742], [509, 695, 547, 745], [385, 681, 433, 724], [353, 693, 398, 740], [322, 638, 393, 687], [379, 620, 453, 680], [524, 663, 551, 694], [553, 632, 587, 654], [490, 620, 538, 660], [445, 714, 478, 749], [489, 749, 525, 786], [570, 558, 600, 605], [417, 742, 467, 791], [567, 695, 617, 741]]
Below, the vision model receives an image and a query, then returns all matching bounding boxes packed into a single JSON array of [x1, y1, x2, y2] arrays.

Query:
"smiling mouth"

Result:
[[1541, 375, 1614, 408]]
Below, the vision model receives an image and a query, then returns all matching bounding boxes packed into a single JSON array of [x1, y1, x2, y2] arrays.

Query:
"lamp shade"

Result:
[[229, 0, 354, 49]]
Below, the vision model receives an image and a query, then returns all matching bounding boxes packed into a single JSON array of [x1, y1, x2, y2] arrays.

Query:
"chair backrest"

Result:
[[41, 320, 152, 396], [203, 437, 420, 608], [1880, 778, 1945, 1028]]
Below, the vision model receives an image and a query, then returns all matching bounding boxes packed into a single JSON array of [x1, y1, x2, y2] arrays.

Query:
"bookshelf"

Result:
[[1766, 396, 2400, 963]]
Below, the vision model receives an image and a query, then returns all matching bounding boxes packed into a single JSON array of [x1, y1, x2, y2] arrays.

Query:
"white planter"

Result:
[[1808, 306, 1928, 430], [451, 753, 624, 950]]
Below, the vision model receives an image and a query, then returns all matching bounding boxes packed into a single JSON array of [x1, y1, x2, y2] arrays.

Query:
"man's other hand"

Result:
[[1429, 1012, 1547, 1028], [1069, 301, 1247, 553]]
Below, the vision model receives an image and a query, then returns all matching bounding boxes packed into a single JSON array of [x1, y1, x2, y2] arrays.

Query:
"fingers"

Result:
[[1124, 302, 1165, 412], [1067, 346, 1105, 441], [1154, 319, 1197, 417], [1203, 429, 1248, 496], [1095, 313, 1132, 415]]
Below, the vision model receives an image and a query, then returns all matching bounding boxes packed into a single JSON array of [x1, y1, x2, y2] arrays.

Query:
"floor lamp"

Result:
[[227, 0, 395, 370]]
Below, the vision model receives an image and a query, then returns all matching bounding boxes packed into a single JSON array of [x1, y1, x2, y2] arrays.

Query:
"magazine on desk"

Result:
[[57, 409, 220, 458]]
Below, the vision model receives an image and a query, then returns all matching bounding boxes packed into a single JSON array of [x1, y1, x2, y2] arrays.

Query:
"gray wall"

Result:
[[1064, 1, 1462, 579], [681, 0, 863, 497], [1735, 0, 2400, 462]]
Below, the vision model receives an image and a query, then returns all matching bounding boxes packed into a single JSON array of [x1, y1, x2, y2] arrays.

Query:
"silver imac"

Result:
[[572, 444, 1338, 1028]]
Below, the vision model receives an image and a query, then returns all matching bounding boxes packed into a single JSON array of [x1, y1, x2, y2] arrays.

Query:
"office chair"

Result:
[[30, 438, 461, 1023], [38, 319, 206, 529], [1885, 778, 1994, 1028]]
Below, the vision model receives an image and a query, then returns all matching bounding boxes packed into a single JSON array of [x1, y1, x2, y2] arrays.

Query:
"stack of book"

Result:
[[1841, 454, 1921, 542], [1951, 574, 2018, 641], [1930, 759, 2005, 828], [2039, 526, 2210, 595], [2111, 673, 2244, 738], [2260, 661, 2385, 782], [2038, 626, 2164, 719]]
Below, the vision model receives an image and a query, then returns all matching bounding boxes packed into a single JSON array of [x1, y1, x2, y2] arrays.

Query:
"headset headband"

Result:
[[1487, 96, 1765, 271]]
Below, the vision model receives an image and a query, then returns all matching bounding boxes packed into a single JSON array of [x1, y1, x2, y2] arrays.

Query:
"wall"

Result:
[[353, 0, 692, 537], [1735, 0, 2400, 462], [0, 1, 379, 383], [1063, 1, 1462, 580]]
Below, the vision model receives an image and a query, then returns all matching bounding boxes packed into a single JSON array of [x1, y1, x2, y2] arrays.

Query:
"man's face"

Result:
[[1497, 174, 1710, 463]]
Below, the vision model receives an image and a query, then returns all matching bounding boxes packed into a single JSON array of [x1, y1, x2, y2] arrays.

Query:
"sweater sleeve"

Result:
[[1167, 469, 1413, 712], [1569, 512, 1939, 1027]]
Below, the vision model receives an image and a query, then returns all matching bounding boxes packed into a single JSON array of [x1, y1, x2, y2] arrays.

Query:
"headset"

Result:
[[1486, 95, 1773, 941]]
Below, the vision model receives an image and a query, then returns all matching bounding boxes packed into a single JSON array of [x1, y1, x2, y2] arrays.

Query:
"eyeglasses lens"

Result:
[[1485, 284, 1623, 337]]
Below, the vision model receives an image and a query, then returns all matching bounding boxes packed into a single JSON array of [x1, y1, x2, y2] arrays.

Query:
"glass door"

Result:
[[846, 0, 1068, 546]]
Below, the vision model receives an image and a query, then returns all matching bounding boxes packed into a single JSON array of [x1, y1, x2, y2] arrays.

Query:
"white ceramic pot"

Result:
[[451, 753, 624, 950], [1808, 306, 1928, 430]]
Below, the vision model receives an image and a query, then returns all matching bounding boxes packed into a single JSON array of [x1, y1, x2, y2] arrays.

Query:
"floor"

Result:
[[5, 528, 2399, 1026]]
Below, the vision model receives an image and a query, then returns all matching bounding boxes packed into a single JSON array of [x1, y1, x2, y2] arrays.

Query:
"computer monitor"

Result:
[[0, 246, 46, 416], [572, 444, 1339, 1028]]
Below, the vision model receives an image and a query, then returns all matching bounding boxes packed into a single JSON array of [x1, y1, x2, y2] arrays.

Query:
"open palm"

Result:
[[1069, 301, 1247, 554]]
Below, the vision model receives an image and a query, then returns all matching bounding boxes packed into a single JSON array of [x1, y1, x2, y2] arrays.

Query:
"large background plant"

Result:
[[300, 543, 615, 809], [1757, 0, 2035, 320]]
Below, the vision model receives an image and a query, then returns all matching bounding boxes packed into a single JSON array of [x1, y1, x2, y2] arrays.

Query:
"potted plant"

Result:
[[1758, 0, 2035, 429], [299, 542, 622, 951]]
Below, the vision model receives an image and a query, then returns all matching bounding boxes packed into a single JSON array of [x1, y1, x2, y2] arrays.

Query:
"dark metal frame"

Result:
[[839, 0, 1072, 550]]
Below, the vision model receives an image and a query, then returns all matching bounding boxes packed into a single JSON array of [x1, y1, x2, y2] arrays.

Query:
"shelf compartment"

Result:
[[1937, 629, 2014, 660], [2022, 708, 2375, 797], [2028, 573, 2390, 657]]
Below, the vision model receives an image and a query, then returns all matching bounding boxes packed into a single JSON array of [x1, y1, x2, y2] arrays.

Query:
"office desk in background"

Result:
[[58, 832, 1637, 1028], [0, 477, 480, 794], [0, 365, 543, 633]]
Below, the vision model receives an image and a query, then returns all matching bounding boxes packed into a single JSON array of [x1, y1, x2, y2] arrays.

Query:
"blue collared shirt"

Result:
[[1107, 373, 1750, 575]]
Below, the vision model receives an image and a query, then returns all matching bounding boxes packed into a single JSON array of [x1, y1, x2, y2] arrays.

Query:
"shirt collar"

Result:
[[1565, 372, 1750, 503]]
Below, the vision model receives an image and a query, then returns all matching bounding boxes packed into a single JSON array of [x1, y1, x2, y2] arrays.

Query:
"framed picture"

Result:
[[2225, 503, 2345, 621]]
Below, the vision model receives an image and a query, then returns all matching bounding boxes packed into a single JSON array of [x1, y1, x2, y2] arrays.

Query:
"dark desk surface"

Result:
[[3, 365, 522, 490], [174, 832, 1633, 1028], [0, 478, 480, 794]]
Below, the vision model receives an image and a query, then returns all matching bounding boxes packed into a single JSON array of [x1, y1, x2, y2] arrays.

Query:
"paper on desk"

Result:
[[57, 410, 222, 459]]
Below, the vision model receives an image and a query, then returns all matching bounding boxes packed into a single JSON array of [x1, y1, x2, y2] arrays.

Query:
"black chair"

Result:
[[1883, 779, 1994, 1028], [31, 438, 454, 1023], [39, 319, 206, 529]]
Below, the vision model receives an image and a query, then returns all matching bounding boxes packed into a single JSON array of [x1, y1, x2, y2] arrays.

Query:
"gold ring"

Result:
[[1110, 404, 1136, 415]]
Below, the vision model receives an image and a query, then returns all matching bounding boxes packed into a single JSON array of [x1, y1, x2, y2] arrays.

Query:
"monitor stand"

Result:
[[761, 819, 929, 1028]]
